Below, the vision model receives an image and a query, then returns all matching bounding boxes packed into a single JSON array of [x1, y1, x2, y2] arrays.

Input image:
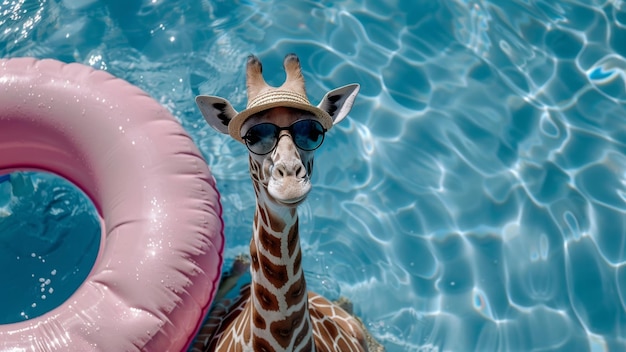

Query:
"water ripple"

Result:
[[3, 0, 626, 350]]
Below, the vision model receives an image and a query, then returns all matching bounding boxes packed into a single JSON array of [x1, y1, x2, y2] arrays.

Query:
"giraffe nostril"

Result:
[[273, 164, 286, 179], [295, 165, 304, 178], [272, 163, 285, 179]]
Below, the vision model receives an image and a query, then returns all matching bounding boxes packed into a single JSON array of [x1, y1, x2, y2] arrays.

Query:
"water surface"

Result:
[[2, 0, 626, 350]]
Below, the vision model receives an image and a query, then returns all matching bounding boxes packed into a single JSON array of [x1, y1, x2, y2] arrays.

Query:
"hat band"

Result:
[[247, 90, 311, 109]]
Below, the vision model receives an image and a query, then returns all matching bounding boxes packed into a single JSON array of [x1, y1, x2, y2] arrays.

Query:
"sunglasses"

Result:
[[242, 119, 327, 155]]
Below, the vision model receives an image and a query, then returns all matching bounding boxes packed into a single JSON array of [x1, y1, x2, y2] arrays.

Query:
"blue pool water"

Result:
[[2, 0, 626, 350], [0, 173, 99, 323]]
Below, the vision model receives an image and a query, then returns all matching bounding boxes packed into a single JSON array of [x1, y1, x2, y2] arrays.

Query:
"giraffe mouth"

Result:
[[277, 194, 308, 206], [267, 177, 311, 207]]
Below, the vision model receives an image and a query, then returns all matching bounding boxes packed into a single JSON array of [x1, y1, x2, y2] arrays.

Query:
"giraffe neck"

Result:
[[248, 196, 314, 352]]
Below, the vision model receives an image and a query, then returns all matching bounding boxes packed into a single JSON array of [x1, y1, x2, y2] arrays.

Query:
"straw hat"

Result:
[[227, 54, 333, 143]]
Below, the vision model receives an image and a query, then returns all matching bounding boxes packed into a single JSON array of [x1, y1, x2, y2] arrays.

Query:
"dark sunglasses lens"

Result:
[[245, 123, 278, 154], [292, 120, 325, 151]]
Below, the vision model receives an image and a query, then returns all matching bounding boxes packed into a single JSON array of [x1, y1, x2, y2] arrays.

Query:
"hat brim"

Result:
[[228, 101, 333, 143]]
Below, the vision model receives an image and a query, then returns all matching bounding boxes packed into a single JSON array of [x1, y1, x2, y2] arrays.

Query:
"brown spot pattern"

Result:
[[258, 250, 287, 286], [292, 250, 302, 276], [250, 240, 260, 272], [252, 336, 276, 352], [287, 220, 299, 257], [193, 285, 252, 352], [323, 318, 339, 337], [309, 293, 368, 351], [268, 210, 286, 232], [258, 205, 269, 228], [254, 283, 279, 311], [259, 226, 281, 258], [286, 280, 305, 307], [294, 320, 313, 351], [270, 308, 305, 349], [253, 309, 266, 330]]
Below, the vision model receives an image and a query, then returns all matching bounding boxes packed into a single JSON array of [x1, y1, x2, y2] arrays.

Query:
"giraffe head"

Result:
[[197, 54, 359, 207]]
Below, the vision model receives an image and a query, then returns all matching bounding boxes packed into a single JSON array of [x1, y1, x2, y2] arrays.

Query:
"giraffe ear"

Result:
[[195, 95, 239, 134], [317, 83, 360, 125]]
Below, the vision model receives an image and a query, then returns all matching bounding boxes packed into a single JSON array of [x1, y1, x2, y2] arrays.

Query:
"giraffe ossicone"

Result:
[[193, 54, 381, 352]]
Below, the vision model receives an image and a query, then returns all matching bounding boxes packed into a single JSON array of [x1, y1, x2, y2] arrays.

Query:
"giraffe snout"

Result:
[[272, 160, 306, 180], [266, 133, 312, 205], [268, 159, 311, 205]]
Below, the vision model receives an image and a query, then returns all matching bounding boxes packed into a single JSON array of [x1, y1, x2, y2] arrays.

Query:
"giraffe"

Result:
[[192, 53, 372, 352]]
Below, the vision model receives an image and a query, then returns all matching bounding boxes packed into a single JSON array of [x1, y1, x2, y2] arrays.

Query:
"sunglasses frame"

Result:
[[242, 119, 327, 155]]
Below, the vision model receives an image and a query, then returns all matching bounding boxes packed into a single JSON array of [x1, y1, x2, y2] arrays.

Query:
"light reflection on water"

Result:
[[2, 0, 626, 350]]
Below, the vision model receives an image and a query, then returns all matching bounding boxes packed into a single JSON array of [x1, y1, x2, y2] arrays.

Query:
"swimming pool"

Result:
[[2, 0, 626, 351]]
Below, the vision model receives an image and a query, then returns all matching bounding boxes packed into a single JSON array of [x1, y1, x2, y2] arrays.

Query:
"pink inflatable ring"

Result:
[[0, 58, 224, 351]]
